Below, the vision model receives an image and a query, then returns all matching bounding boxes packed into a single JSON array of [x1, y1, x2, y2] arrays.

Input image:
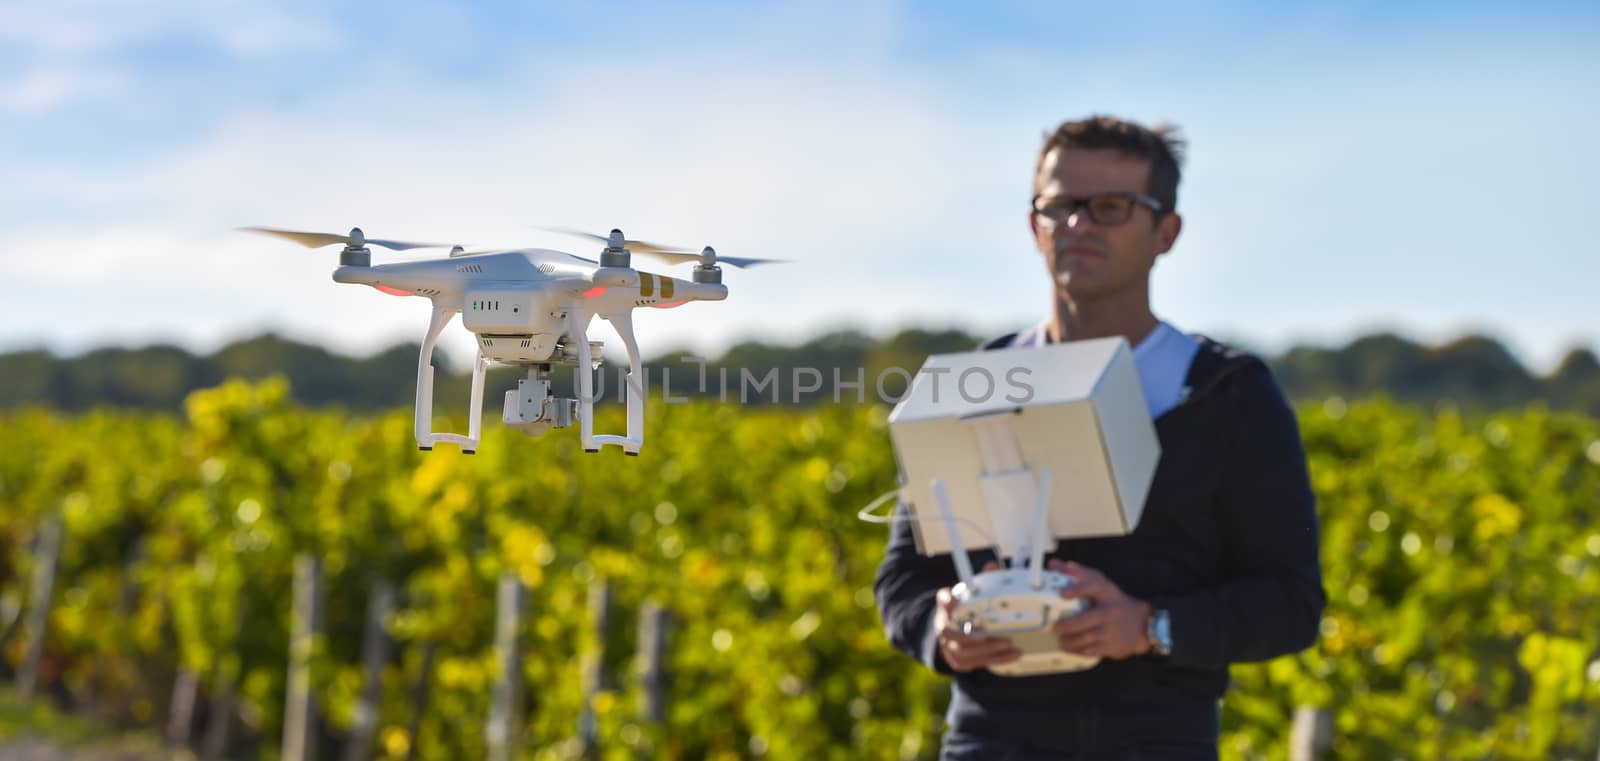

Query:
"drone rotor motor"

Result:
[[692, 246, 723, 284], [599, 228, 631, 268], [341, 227, 371, 267]]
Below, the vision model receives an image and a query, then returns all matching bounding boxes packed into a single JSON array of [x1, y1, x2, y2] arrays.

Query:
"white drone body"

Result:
[[243, 226, 781, 455]]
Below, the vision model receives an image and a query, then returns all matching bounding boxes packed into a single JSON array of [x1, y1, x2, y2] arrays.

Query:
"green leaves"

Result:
[[1, 388, 1597, 759], [1226, 400, 1600, 760]]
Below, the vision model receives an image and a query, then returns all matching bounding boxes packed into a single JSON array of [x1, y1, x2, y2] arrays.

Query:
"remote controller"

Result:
[[950, 567, 1100, 676]]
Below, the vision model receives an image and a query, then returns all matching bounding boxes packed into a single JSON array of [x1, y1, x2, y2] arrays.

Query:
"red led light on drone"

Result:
[[373, 285, 412, 297], [583, 287, 608, 298]]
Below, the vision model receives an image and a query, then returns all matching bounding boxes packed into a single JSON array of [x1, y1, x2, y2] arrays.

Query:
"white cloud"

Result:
[[0, 40, 1002, 364], [0, 0, 343, 57], [0, 65, 128, 114], [0, 0, 343, 116]]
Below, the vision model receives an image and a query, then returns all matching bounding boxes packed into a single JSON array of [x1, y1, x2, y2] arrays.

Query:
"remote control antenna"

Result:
[[932, 479, 976, 586], [1029, 469, 1053, 589]]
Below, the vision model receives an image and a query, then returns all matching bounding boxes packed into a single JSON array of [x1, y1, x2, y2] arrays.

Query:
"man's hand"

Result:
[[1051, 559, 1153, 660], [933, 561, 1021, 672]]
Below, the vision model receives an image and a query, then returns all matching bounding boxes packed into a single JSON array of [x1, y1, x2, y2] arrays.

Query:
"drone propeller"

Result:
[[239, 226, 447, 252], [533, 226, 694, 256], [635, 246, 787, 269], [534, 227, 784, 269]]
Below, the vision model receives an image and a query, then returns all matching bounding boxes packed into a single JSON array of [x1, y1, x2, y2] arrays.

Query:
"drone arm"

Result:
[[1028, 469, 1053, 589]]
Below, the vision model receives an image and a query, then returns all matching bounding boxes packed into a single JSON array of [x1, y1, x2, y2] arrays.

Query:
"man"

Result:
[[873, 115, 1325, 760]]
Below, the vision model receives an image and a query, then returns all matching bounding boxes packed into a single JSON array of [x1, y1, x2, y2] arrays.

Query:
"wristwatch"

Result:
[[1146, 608, 1172, 657]]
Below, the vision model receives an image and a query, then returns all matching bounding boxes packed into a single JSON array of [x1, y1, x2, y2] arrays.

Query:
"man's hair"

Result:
[[1034, 115, 1186, 217]]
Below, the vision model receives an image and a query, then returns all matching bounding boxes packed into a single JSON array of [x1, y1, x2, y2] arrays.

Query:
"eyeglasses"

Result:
[[1031, 192, 1164, 227]]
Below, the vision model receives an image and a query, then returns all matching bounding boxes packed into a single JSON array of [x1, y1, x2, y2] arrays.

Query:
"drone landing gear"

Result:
[[413, 305, 488, 453], [570, 307, 645, 455]]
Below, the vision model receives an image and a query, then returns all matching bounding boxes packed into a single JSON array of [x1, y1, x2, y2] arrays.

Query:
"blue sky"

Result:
[[3, 1, 1597, 371]]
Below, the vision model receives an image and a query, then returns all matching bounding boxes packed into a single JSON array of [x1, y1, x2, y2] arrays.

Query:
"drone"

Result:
[[241, 225, 782, 455]]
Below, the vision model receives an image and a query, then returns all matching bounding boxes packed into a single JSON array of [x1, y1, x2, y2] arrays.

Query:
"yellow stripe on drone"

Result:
[[661, 277, 674, 299], [639, 273, 654, 298]]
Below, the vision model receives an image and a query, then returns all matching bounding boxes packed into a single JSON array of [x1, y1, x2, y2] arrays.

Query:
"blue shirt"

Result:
[[1007, 320, 1201, 418]]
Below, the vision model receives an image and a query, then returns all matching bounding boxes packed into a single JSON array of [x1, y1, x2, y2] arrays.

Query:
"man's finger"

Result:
[[949, 640, 1023, 667], [1053, 607, 1106, 636], [943, 632, 1020, 669], [1058, 625, 1103, 655], [1075, 638, 1136, 659], [943, 629, 1011, 649], [1059, 578, 1114, 601], [1067, 561, 1108, 582], [941, 623, 1012, 648], [1073, 640, 1107, 658], [1049, 559, 1108, 584], [945, 635, 1017, 660]]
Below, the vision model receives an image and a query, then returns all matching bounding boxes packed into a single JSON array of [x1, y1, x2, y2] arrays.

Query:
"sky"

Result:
[[3, 0, 1597, 372]]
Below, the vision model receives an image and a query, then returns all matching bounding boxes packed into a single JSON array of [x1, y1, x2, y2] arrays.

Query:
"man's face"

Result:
[[1030, 147, 1181, 303]]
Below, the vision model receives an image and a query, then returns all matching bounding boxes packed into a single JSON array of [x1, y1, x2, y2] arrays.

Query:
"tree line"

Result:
[[2, 329, 1596, 416]]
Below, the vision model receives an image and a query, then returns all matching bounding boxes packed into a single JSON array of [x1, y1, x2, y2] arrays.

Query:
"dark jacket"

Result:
[[873, 334, 1325, 750]]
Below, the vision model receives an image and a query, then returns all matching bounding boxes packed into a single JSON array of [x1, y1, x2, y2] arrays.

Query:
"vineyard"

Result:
[[1, 378, 1599, 760]]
